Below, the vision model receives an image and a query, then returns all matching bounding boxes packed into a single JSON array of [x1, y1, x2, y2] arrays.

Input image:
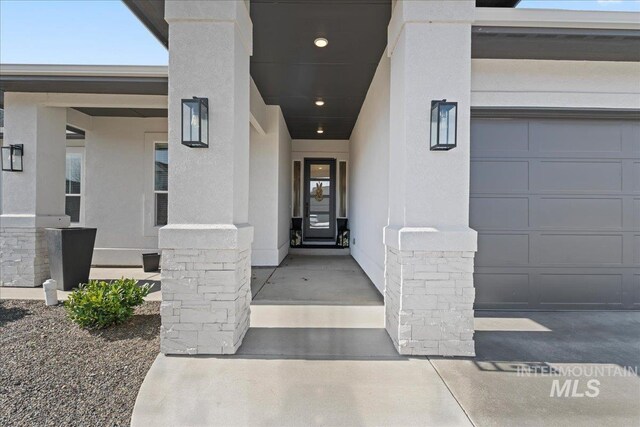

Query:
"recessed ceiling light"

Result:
[[314, 38, 328, 48], [315, 100, 325, 106], [317, 128, 324, 134]]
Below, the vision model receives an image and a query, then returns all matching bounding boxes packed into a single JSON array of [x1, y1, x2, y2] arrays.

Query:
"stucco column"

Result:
[[384, 0, 477, 356], [0, 93, 69, 287], [159, 1, 253, 354]]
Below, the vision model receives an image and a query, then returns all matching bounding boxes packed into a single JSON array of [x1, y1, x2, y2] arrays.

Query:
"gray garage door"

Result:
[[470, 115, 640, 310]]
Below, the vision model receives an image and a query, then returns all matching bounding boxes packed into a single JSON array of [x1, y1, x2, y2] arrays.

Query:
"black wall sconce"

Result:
[[1, 144, 24, 172], [430, 100, 457, 151], [182, 97, 209, 148]]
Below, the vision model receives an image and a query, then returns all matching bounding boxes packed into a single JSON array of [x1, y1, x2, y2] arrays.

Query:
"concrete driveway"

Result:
[[432, 311, 640, 427]]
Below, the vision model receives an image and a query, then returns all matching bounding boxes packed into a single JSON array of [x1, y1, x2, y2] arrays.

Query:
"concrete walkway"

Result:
[[132, 255, 473, 426], [0, 267, 163, 301], [252, 255, 383, 306], [132, 356, 471, 427]]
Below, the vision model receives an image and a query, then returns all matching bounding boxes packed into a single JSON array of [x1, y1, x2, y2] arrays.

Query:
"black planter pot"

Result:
[[142, 253, 161, 272], [45, 227, 97, 291]]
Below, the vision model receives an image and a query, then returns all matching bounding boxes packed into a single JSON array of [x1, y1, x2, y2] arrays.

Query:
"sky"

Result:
[[0, 0, 638, 66]]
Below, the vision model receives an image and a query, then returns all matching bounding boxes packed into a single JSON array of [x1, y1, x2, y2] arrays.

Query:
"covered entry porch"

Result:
[[1, 0, 480, 358]]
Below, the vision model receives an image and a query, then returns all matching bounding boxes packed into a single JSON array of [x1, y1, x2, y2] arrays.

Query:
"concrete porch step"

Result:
[[250, 304, 384, 329], [289, 247, 350, 256]]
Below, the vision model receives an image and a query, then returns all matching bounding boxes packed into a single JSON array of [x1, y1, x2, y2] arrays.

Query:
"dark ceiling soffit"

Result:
[[121, 0, 519, 49], [73, 107, 168, 118], [0, 75, 168, 96], [472, 26, 640, 61], [0, 126, 86, 140], [472, 107, 640, 120], [476, 0, 520, 6], [123, 0, 167, 48]]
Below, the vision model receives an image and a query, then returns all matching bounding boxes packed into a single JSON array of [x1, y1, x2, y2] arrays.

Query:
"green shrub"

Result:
[[64, 278, 151, 329]]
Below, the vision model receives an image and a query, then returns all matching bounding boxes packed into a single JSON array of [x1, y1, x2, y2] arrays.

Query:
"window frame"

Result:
[[153, 141, 168, 227], [65, 147, 85, 225]]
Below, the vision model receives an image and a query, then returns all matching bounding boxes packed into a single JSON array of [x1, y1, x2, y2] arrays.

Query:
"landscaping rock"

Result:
[[0, 299, 160, 427]]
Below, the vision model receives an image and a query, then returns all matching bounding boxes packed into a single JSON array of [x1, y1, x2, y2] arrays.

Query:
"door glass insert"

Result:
[[304, 159, 336, 240], [309, 164, 331, 230]]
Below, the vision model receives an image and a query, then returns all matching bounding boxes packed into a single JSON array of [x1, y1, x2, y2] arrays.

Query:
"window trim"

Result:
[[65, 147, 85, 225], [143, 133, 169, 237], [153, 141, 168, 227]]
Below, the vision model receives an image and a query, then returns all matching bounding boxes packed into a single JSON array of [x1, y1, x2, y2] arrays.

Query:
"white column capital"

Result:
[[159, 223, 253, 250], [388, 0, 475, 56], [165, 0, 253, 55], [384, 225, 477, 252]]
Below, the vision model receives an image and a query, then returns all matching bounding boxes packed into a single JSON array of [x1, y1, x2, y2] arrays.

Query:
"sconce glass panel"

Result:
[[430, 100, 457, 151], [1, 144, 24, 172], [182, 97, 209, 148]]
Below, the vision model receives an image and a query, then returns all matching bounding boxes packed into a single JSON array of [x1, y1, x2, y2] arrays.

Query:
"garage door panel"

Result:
[[471, 161, 529, 193], [531, 120, 623, 154], [471, 117, 639, 309], [629, 199, 640, 229], [535, 234, 623, 266], [533, 197, 623, 230], [474, 273, 529, 306], [471, 120, 529, 153], [476, 234, 529, 266], [470, 197, 529, 229], [627, 123, 640, 153], [632, 162, 640, 191], [538, 274, 623, 306], [536, 161, 622, 192]]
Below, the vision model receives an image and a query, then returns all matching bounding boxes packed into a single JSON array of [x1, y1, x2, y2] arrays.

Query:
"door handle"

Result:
[[305, 202, 309, 218]]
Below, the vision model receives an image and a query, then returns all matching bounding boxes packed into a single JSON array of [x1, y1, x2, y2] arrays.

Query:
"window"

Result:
[[338, 161, 347, 218], [65, 151, 83, 223], [154, 142, 168, 226], [292, 161, 301, 217]]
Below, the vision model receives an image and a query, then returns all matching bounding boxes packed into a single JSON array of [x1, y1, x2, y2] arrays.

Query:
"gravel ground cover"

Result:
[[0, 299, 160, 427]]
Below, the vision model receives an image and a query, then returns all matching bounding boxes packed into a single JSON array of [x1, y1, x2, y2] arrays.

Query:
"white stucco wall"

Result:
[[471, 59, 640, 109], [348, 53, 390, 293], [249, 106, 291, 266], [277, 110, 292, 261], [83, 117, 168, 265]]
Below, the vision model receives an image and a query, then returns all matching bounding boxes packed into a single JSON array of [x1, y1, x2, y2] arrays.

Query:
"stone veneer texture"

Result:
[[385, 247, 475, 356], [0, 227, 49, 287], [160, 247, 251, 355]]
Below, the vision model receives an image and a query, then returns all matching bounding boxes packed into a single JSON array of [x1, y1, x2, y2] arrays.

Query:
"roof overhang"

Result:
[[121, 0, 520, 49], [0, 64, 168, 108], [0, 65, 169, 118], [472, 26, 640, 61], [123, 0, 167, 48]]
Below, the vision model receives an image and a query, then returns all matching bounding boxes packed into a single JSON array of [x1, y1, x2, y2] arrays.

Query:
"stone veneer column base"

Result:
[[385, 248, 475, 356], [384, 226, 477, 357], [0, 227, 49, 287], [159, 225, 253, 355]]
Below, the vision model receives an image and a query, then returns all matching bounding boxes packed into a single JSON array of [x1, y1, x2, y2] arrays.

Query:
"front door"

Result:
[[303, 158, 336, 241]]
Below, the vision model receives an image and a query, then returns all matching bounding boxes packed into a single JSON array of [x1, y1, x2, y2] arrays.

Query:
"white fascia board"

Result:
[[0, 64, 168, 78], [474, 8, 640, 30]]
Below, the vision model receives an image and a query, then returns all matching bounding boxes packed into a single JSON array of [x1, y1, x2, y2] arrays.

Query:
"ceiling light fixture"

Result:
[[317, 128, 324, 134], [315, 100, 325, 106], [314, 38, 328, 48]]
